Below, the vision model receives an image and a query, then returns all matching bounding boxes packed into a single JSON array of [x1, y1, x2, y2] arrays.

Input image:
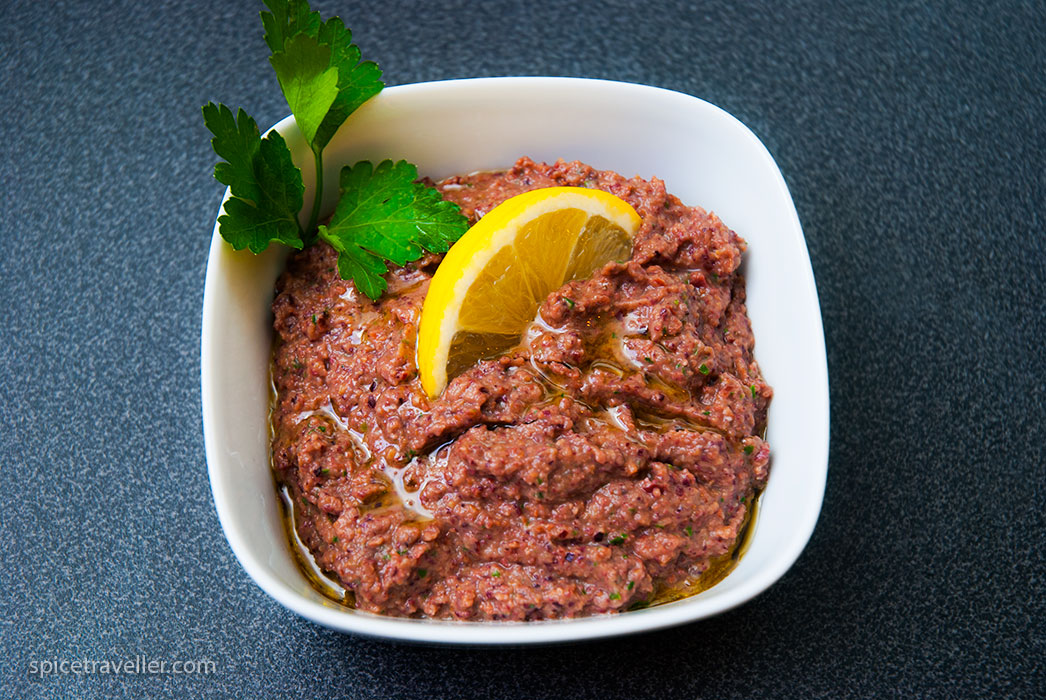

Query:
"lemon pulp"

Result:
[[418, 187, 642, 397]]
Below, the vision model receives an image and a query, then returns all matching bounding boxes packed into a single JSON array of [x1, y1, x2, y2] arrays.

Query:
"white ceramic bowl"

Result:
[[201, 77, 829, 644]]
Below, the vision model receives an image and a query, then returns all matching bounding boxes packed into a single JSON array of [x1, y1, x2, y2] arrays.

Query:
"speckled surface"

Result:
[[1, 0, 1043, 697]]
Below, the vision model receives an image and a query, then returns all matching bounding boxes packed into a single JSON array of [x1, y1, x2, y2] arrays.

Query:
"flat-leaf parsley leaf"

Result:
[[203, 103, 305, 253], [262, 0, 382, 152], [318, 160, 469, 299], [269, 33, 340, 148]]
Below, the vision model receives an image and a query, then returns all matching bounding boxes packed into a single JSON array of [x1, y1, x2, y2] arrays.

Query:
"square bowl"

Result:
[[201, 77, 829, 644]]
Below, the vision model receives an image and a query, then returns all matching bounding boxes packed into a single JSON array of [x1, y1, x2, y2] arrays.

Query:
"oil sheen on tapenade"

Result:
[[269, 157, 772, 621]]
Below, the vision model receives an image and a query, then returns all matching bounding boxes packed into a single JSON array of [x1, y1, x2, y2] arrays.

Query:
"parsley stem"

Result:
[[306, 147, 324, 242]]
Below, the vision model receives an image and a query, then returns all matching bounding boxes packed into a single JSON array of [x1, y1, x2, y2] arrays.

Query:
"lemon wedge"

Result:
[[417, 186, 641, 397]]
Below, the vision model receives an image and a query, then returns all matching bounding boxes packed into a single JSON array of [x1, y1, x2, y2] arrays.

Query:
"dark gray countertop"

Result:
[[2, 0, 1043, 697]]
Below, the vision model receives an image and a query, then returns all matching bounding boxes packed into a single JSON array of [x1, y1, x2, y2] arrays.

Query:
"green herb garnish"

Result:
[[609, 534, 627, 546], [204, 0, 468, 299], [203, 103, 304, 253], [609, 592, 621, 601], [684, 525, 692, 537], [698, 363, 710, 375], [744, 444, 755, 455], [318, 160, 468, 298]]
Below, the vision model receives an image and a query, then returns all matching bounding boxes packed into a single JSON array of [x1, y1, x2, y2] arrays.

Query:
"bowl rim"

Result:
[[201, 76, 829, 645]]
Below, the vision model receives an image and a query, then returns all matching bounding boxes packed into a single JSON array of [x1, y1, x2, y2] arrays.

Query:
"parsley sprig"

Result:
[[203, 0, 468, 298]]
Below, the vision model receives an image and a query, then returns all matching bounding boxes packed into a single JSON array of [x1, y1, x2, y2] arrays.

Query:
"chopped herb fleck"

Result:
[[609, 592, 621, 601], [331, 536, 339, 543], [750, 385, 758, 398], [698, 363, 710, 375], [643, 357, 653, 363], [311, 313, 317, 323], [417, 568, 427, 578], [740, 496, 747, 504], [609, 534, 627, 545], [702, 410, 711, 416], [491, 569, 501, 578], [744, 444, 755, 455], [536, 477, 543, 485], [627, 581, 635, 590], [397, 549, 407, 555], [563, 297, 575, 308], [684, 526, 692, 537], [321, 468, 330, 475], [382, 553, 390, 561], [537, 491, 544, 499]]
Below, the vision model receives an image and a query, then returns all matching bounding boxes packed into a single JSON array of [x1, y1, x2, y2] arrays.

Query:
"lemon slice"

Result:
[[418, 186, 641, 397]]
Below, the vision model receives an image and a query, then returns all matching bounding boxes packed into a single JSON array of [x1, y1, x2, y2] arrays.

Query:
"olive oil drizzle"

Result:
[[277, 484, 355, 608], [270, 346, 354, 608], [641, 497, 759, 608]]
